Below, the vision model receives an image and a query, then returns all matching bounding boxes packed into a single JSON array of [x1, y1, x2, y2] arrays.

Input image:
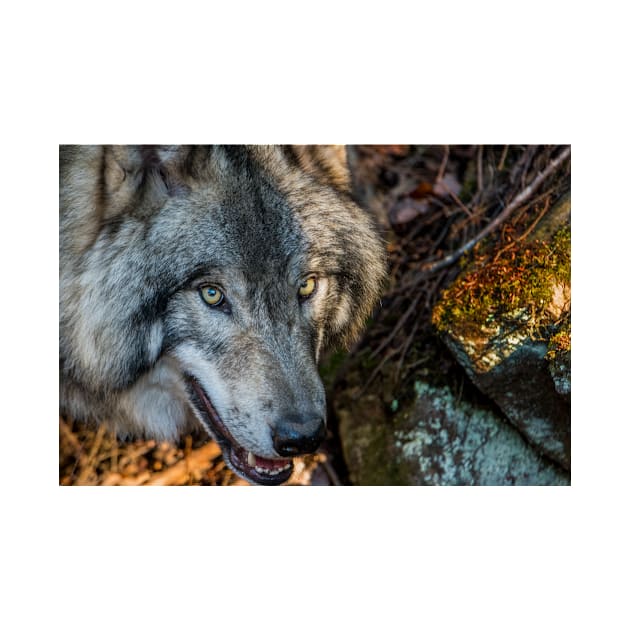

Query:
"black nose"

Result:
[[272, 417, 326, 456]]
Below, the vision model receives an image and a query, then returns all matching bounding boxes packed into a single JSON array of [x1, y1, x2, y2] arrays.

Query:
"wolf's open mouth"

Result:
[[185, 375, 294, 486]]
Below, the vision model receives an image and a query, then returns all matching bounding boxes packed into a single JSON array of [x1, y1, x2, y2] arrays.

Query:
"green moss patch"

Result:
[[432, 226, 571, 340], [547, 318, 571, 361]]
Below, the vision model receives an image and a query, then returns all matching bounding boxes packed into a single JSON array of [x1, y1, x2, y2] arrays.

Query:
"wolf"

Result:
[[59, 145, 387, 485]]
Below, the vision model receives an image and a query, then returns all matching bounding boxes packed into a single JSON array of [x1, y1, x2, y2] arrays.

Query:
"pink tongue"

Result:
[[253, 454, 291, 470]]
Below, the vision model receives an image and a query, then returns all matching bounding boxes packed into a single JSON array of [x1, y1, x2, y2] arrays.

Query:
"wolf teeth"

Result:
[[254, 464, 292, 476], [247, 451, 291, 475]]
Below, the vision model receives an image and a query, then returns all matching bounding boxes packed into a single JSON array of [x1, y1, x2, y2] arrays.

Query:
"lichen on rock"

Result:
[[336, 379, 569, 485]]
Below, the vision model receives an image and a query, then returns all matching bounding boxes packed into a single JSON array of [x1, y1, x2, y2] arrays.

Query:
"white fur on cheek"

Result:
[[310, 276, 329, 321], [171, 342, 232, 413], [332, 293, 352, 332], [309, 276, 329, 361], [315, 327, 325, 363], [118, 356, 190, 441]]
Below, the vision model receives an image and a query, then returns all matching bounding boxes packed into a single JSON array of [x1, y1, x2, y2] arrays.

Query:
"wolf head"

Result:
[[59, 145, 387, 485]]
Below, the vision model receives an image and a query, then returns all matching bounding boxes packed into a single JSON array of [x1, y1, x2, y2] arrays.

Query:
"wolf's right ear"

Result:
[[288, 145, 352, 193], [102, 145, 189, 219]]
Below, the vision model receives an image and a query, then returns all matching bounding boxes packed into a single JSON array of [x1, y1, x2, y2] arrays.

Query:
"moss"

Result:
[[547, 319, 571, 361], [337, 396, 417, 485], [432, 225, 571, 340], [552, 225, 571, 284]]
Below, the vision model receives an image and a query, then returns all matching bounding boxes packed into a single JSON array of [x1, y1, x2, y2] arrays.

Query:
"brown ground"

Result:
[[59, 416, 340, 486]]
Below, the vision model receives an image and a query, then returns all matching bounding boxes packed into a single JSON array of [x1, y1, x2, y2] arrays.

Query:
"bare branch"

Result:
[[419, 146, 570, 274]]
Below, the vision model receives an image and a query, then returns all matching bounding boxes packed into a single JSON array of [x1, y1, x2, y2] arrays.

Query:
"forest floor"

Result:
[[59, 145, 571, 486]]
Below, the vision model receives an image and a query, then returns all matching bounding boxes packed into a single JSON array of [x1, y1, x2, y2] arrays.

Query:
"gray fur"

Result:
[[59, 145, 387, 483]]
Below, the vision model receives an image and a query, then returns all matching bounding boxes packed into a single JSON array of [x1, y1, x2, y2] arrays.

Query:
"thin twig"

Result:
[[395, 318, 420, 382], [322, 459, 342, 486], [144, 441, 222, 486], [426, 214, 457, 258], [355, 347, 401, 398], [498, 145, 509, 171], [517, 195, 553, 241], [59, 417, 89, 483], [371, 291, 422, 357], [59, 417, 86, 463], [364, 269, 447, 385], [477, 145, 484, 193], [436, 145, 449, 182], [76, 423, 107, 485], [493, 196, 552, 262], [403, 355, 432, 371], [418, 146, 571, 275], [448, 190, 474, 217]]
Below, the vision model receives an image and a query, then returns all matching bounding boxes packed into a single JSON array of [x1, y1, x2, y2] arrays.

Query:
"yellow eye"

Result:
[[200, 285, 224, 307], [298, 275, 317, 300]]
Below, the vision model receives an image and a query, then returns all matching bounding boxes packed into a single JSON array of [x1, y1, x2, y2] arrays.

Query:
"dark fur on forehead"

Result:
[[220, 145, 250, 169]]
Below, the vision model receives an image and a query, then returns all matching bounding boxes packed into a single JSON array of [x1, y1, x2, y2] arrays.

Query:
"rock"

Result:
[[336, 380, 569, 485], [547, 325, 571, 402], [549, 350, 571, 400], [432, 196, 571, 469], [442, 336, 570, 468]]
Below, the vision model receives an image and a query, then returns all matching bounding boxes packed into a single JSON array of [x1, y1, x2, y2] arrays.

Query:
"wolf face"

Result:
[[59, 145, 387, 485]]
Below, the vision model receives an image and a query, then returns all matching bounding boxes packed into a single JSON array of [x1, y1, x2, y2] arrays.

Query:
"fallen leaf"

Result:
[[389, 198, 430, 225], [409, 181, 434, 199], [433, 173, 462, 198]]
